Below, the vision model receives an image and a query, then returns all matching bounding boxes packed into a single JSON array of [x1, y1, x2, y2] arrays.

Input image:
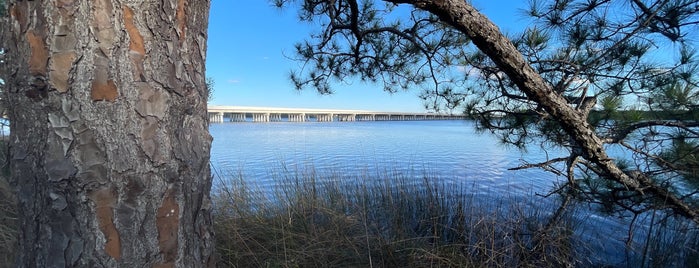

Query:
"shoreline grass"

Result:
[[0, 157, 697, 266], [212, 168, 583, 267], [211, 166, 699, 267]]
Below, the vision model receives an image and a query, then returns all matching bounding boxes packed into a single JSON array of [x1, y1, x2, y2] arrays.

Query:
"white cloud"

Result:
[[227, 79, 241, 84]]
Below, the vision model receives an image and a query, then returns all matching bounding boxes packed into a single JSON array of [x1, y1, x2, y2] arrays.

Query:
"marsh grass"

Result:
[[629, 213, 699, 268], [211, 168, 584, 267], [0, 151, 696, 266]]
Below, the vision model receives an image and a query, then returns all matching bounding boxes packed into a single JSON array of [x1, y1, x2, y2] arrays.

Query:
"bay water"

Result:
[[210, 120, 560, 195], [209, 120, 663, 266]]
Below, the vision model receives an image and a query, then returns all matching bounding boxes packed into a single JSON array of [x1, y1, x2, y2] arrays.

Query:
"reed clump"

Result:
[[211, 169, 583, 267]]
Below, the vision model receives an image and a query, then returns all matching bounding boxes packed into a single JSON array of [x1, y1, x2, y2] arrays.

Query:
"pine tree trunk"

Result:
[[1, 0, 214, 266]]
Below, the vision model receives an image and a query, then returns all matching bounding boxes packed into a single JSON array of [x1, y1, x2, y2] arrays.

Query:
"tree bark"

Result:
[[1, 0, 214, 266], [389, 0, 699, 223]]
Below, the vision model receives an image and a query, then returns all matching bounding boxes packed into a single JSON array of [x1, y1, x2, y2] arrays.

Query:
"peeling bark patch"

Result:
[[10, 5, 21, 24], [91, 79, 118, 101], [26, 30, 49, 76], [123, 6, 146, 80], [156, 187, 179, 264], [49, 52, 77, 93], [91, 55, 118, 101], [92, 0, 116, 58], [135, 83, 169, 119], [141, 117, 158, 140], [10, 4, 28, 33], [76, 130, 110, 188], [90, 187, 121, 260], [53, 33, 78, 52], [140, 117, 165, 163], [176, 0, 187, 41], [123, 6, 145, 55]]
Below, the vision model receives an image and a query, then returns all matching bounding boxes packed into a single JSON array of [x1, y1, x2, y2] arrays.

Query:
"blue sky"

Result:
[[205, 1, 530, 112]]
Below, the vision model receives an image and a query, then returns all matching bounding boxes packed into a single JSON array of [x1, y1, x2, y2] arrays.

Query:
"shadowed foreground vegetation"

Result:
[[211, 168, 699, 267], [1, 158, 698, 267]]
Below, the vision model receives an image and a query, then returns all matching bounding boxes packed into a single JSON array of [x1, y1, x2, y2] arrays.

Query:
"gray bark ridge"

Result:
[[388, 0, 699, 223]]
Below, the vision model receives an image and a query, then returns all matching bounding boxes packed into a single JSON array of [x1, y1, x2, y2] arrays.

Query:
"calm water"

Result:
[[209, 120, 657, 265], [210, 120, 563, 196]]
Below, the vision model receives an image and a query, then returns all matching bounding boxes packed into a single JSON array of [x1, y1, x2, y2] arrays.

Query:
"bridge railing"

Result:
[[207, 106, 465, 123]]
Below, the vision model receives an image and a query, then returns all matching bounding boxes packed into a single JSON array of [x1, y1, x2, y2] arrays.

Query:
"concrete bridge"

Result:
[[208, 106, 465, 123]]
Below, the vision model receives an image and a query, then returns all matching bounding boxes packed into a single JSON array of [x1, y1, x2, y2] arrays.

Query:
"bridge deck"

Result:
[[207, 106, 464, 123]]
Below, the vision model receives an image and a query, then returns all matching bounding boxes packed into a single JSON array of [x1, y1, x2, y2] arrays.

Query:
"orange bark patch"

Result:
[[91, 54, 118, 101], [49, 52, 77, 93], [123, 5, 146, 80], [91, 79, 118, 101], [9, 5, 19, 21], [156, 187, 179, 263], [176, 0, 186, 41], [10, 4, 28, 31], [123, 6, 145, 55], [90, 187, 122, 260], [26, 31, 49, 76]]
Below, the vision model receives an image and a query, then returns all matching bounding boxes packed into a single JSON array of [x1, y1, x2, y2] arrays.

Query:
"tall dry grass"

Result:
[[211, 168, 583, 267], [0, 147, 696, 266]]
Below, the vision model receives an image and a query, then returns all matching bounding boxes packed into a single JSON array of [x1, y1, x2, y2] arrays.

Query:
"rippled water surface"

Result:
[[209, 120, 671, 265], [210, 120, 564, 196]]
